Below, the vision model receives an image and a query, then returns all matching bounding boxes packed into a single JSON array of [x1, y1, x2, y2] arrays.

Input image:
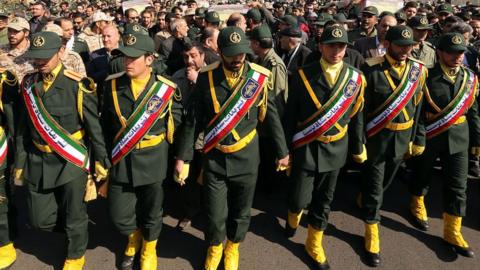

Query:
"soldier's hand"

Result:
[[186, 67, 199, 83], [95, 161, 108, 182], [12, 168, 24, 186], [352, 145, 367, 163], [411, 144, 425, 156], [471, 147, 480, 157], [174, 160, 189, 186], [276, 154, 290, 172]]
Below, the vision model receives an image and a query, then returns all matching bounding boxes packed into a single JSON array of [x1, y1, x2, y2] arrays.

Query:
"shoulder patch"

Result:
[[156, 75, 177, 88], [249, 62, 271, 77], [105, 72, 126, 81], [365, 57, 385, 67], [200, 61, 220, 73], [64, 70, 83, 81]]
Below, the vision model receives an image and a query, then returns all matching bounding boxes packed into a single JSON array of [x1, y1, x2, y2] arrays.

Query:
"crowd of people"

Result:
[[0, 0, 479, 270]]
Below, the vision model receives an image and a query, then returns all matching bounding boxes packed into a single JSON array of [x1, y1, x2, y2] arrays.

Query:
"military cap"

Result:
[[319, 25, 350, 45], [247, 8, 262, 23], [250, 25, 272, 40], [379, 11, 394, 18], [42, 24, 63, 36], [362, 6, 379, 16], [24, 31, 62, 59], [408, 15, 432, 30], [112, 34, 155, 58], [279, 27, 302, 38], [185, 8, 196, 16], [313, 13, 333, 26], [195, 7, 207, 18], [385, 25, 417, 46], [438, 32, 467, 53], [278, 15, 298, 27], [0, 11, 8, 18], [217, 26, 252, 57], [334, 13, 348, 23], [436, 3, 454, 15], [123, 23, 149, 36], [8, 17, 30, 31], [205, 11, 220, 23], [395, 11, 407, 22]]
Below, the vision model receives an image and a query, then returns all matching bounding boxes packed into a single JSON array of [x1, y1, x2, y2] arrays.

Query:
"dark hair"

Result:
[[72, 12, 85, 20], [171, 6, 182, 14], [444, 16, 463, 25], [125, 8, 138, 17], [184, 41, 204, 54], [404, 1, 418, 9], [200, 27, 217, 43]]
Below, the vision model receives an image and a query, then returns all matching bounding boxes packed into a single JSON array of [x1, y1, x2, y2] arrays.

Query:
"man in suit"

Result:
[[175, 27, 289, 270], [29, 1, 48, 34], [277, 26, 312, 78], [408, 33, 480, 258], [283, 25, 366, 270], [360, 25, 427, 267], [354, 14, 397, 59]]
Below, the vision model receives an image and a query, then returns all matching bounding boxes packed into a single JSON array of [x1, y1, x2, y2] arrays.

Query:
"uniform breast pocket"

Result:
[[48, 108, 78, 131]]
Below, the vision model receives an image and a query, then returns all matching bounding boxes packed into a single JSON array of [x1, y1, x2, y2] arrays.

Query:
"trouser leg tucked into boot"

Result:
[[305, 225, 330, 270], [140, 239, 158, 270], [224, 240, 239, 270], [410, 195, 429, 231], [204, 243, 223, 270], [285, 210, 303, 238], [443, 213, 474, 257], [0, 243, 16, 269], [122, 229, 142, 270], [364, 223, 380, 267]]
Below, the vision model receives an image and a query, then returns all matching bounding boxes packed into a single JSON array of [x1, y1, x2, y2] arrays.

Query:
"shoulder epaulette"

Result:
[[365, 57, 385, 67], [269, 57, 277, 67], [200, 61, 220, 73], [249, 62, 271, 77], [408, 56, 426, 66], [105, 72, 125, 81], [64, 70, 83, 82], [156, 74, 177, 88], [79, 77, 96, 93]]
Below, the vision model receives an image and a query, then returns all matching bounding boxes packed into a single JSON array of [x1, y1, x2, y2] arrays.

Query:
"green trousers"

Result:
[[409, 148, 468, 217], [0, 174, 9, 246], [108, 181, 164, 241], [288, 169, 340, 230], [26, 175, 88, 259], [203, 169, 257, 245], [361, 157, 403, 223]]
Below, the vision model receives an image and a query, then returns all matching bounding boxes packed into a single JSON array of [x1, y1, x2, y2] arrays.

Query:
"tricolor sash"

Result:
[[0, 127, 7, 166], [111, 80, 175, 165], [292, 67, 363, 148], [366, 61, 424, 137], [21, 74, 89, 170], [426, 69, 477, 139], [203, 68, 268, 153]]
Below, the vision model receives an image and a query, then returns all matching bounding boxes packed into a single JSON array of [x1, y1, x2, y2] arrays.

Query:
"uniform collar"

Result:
[[440, 62, 460, 83], [43, 63, 63, 92]]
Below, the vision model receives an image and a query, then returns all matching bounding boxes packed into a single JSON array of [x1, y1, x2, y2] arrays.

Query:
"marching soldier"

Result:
[[283, 25, 365, 270], [175, 27, 289, 270], [360, 25, 427, 267], [408, 33, 480, 258], [100, 33, 183, 270], [0, 67, 19, 269], [14, 31, 110, 270], [408, 15, 436, 68]]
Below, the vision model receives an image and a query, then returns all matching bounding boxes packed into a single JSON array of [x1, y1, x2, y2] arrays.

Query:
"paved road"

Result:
[[8, 168, 480, 270]]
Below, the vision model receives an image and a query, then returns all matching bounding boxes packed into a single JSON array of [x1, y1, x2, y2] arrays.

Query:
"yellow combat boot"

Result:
[[364, 223, 380, 267], [285, 210, 303, 238], [140, 239, 158, 270], [224, 240, 239, 270], [204, 243, 223, 270], [122, 229, 142, 270], [443, 213, 474, 257], [62, 255, 85, 270], [0, 243, 16, 269], [305, 225, 329, 269], [410, 195, 429, 231]]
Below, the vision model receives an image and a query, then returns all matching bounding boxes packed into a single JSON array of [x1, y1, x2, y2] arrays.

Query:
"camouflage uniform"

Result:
[[62, 50, 86, 77], [78, 27, 103, 53], [0, 42, 34, 82]]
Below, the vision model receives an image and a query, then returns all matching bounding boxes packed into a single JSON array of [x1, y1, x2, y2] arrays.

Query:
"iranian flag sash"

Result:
[[21, 74, 89, 170], [426, 68, 477, 139], [203, 68, 268, 153], [292, 67, 363, 148], [366, 61, 424, 137], [0, 127, 7, 166], [111, 80, 175, 165]]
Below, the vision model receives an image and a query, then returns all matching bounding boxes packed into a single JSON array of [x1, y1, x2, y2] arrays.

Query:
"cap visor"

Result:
[[221, 46, 252, 57], [414, 25, 433, 30], [321, 40, 352, 46], [24, 49, 58, 59], [8, 25, 25, 31], [112, 47, 146, 58], [362, 11, 377, 16], [392, 40, 418, 46], [444, 45, 467, 53]]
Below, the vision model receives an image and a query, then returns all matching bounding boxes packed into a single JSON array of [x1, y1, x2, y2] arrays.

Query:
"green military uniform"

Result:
[[15, 32, 110, 264], [283, 26, 365, 269], [348, 6, 378, 44], [176, 27, 288, 270], [0, 68, 18, 269], [409, 33, 480, 258], [72, 37, 89, 64], [251, 25, 289, 191], [100, 33, 183, 270], [187, 7, 206, 41], [360, 26, 427, 267], [408, 16, 437, 68]]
